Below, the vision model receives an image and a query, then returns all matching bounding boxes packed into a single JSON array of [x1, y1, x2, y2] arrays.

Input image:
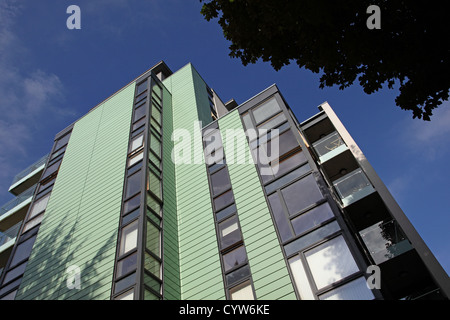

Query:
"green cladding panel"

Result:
[[163, 64, 224, 300], [218, 110, 296, 300], [16, 83, 135, 300]]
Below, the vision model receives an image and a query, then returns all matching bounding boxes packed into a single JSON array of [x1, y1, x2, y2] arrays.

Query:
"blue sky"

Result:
[[0, 0, 448, 274]]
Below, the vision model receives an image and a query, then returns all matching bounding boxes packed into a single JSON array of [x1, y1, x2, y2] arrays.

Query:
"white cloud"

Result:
[[0, 0, 72, 202]]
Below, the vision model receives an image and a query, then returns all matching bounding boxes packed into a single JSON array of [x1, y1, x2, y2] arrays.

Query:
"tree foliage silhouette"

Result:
[[200, 0, 450, 120]]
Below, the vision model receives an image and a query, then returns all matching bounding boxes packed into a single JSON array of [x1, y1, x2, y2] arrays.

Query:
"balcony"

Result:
[[0, 184, 37, 222], [0, 221, 22, 252], [312, 131, 347, 163], [8, 154, 48, 196], [333, 168, 375, 207], [359, 219, 413, 265]]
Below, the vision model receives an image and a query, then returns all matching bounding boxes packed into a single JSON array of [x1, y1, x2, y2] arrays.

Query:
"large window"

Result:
[[203, 125, 255, 300]]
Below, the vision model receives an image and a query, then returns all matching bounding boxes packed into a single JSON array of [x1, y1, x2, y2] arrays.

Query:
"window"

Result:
[[291, 202, 334, 236], [289, 256, 315, 300], [281, 174, 323, 215], [319, 276, 374, 300], [119, 220, 138, 256], [128, 151, 143, 167], [226, 265, 251, 286], [136, 81, 147, 95], [257, 112, 287, 131], [54, 133, 71, 151], [40, 159, 61, 181], [214, 189, 234, 211], [28, 193, 50, 219], [210, 167, 232, 196], [10, 235, 37, 267], [218, 215, 241, 249], [130, 134, 144, 153], [114, 272, 136, 294], [116, 253, 137, 278], [123, 194, 140, 214], [125, 171, 142, 198], [223, 246, 247, 272], [229, 280, 255, 300], [146, 221, 160, 257], [252, 98, 281, 124], [305, 235, 359, 290], [22, 213, 45, 233], [134, 105, 146, 122], [216, 203, 236, 222], [268, 193, 293, 242]]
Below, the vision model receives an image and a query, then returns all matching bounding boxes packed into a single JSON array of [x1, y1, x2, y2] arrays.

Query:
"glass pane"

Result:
[[145, 252, 161, 278], [128, 151, 143, 167], [132, 117, 146, 131], [147, 194, 161, 216], [359, 220, 412, 264], [136, 80, 147, 95], [41, 160, 61, 180], [210, 167, 232, 196], [144, 273, 160, 294], [319, 276, 374, 300], [134, 104, 146, 122], [54, 133, 71, 150], [114, 272, 136, 294], [10, 235, 37, 267], [284, 221, 340, 256], [288, 256, 315, 300], [119, 220, 138, 256], [122, 208, 140, 225], [333, 168, 372, 199], [277, 130, 299, 157], [230, 281, 254, 300], [226, 264, 251, 286], [252, 98, 281, 124], [144, 289, 160, 300], [126, 171, 142, 198], [29, 193, 50, 219], [281, 174, 323, 215], [3, 261, 28, 284], [305, 235, 359, 289], [115, 289, 134, 300], [223, 246, 247, 272], [291, 203, 335, 236], [116, 253, 137, 278], [213, 189, 234, 211], [152, 106, 161, 125], [216, 203, 237, 222], [241, 113, 254, 131], [257, 112, 287, 131], [130, 134, 144, 153], [275, 150, 307, 178], [23, 213, 44, 233], [146, 221, 160, 257], [124, 193, 140, 214], [150, 134, 161, 157], [218, 215, 241, 248], [148, 170, 161, 199], [265, 164, 311, 194], [312, 131, 345, 157], [268, 193, 292, 242]]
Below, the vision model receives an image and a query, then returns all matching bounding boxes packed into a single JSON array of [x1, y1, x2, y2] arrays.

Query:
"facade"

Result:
[[0, 61, 448, 300]]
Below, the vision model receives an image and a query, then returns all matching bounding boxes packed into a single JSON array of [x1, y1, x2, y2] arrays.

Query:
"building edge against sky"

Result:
[[0, 61, 448, 300]]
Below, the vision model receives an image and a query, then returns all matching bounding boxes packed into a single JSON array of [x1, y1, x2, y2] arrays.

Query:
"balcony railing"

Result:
[[312, 131, 346, 161], [10, 154, 49, 186], [0, 184, 37, 219], [0, 221, 23, 247], [359, 220, 413, 264], [333, 168, 375, 206]]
